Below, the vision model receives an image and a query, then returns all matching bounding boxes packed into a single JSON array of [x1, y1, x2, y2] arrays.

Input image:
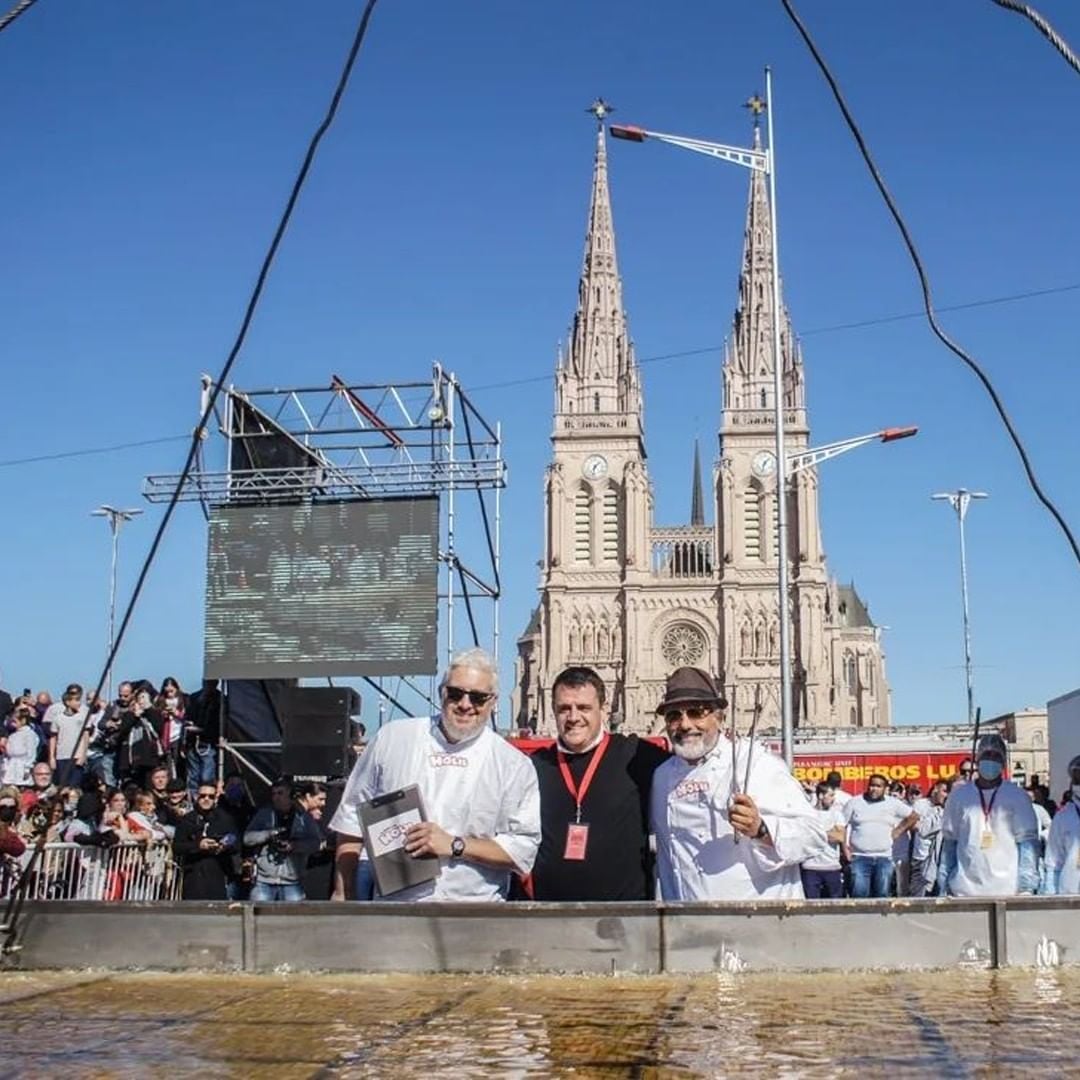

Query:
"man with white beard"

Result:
[[650, 668, 827, 900], [330, 648, 540, 901]]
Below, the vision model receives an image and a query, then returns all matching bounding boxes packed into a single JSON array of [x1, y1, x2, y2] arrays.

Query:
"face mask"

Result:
[[0, 805, 16, 824], [978, 759, 1003, 781]]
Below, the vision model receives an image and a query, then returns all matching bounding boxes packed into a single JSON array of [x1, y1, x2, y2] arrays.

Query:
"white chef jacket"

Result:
[[330, 716, 540, 902], [940, 779, 1038, 897], [1, 726, 39, 786], [651, 738, 827, 900], [1045, 800, 1080, 895]]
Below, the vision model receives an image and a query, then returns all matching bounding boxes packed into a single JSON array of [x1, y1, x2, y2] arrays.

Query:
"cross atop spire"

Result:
[[555, 104, 641, 427]]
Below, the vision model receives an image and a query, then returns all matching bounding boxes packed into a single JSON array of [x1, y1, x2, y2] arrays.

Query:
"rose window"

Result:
[[661, 623, 707, 666]]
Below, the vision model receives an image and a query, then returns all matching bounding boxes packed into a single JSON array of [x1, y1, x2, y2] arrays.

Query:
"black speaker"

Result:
[[281, 686, 360, 777]]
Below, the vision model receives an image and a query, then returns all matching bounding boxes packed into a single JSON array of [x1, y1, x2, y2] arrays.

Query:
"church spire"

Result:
[[555, 100, 641, 425], [690, 439, 705, 526], [722, 120, 804, 421]]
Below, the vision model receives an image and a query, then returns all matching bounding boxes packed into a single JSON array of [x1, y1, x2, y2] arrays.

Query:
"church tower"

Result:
[[514, 106, 892, 736], [517, 101, 652, 731]]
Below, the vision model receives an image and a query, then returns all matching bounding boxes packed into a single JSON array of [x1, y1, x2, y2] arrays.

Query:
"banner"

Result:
[[793, 752, 966, 794]]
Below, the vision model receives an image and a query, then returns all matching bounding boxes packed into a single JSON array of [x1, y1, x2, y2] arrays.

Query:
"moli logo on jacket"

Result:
[[430, 752, 469, 769], [673, 778, 711, 800]]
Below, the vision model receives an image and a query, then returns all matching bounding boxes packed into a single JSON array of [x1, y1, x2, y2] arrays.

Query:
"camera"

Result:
[[266, 827, 292, 862], [28, 805, 51, 836]]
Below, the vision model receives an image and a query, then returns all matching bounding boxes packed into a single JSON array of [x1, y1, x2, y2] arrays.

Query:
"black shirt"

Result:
[[530, 733, 670, 901]]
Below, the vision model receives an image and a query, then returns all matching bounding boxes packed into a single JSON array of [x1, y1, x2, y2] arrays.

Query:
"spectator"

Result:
[[529, 666, 669, 901], [20, 761, 56, 813], [173, 783, 239, 900], [245, 778, 322, 902], [954, 759, 973, 788], [100, 790, 134, 840], [890, 781, 919, 896], [127, 791, 173, 844], [219, 771, 255, 833], [937, 734, 1039, 897], [0, 683, 12, 727], [651, 667, 825, 900], [296, 781, 333, 901], [45, 684, 90, 786], [2, 706, 40, 787], [86, 684, 131, 787], [157, 676, 188, 777], [158, 779, 191, 833], [114, 686, 165, 785], [1044, 754, 1080, 896], [842, 774, 918, 899], [146, 766, 172, 815], [825, 771, 852, 808], [0, 788, 26, 859], [801, 783, 846, 899], [184, 679, 221, 799], [909, 780, 950, 897], [330, 648, 540, 902]]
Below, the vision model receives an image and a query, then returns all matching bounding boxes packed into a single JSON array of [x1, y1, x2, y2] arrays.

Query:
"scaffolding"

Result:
[[143, 362, 505, 728]]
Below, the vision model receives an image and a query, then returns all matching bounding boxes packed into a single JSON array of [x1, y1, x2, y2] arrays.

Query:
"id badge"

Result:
[[980, 830, 994, 850], [564, 822, 590, 861]]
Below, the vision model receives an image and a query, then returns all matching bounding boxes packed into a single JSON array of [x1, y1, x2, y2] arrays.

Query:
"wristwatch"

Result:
[[754, 821, 769, 841], [450, 836, 466, 860]]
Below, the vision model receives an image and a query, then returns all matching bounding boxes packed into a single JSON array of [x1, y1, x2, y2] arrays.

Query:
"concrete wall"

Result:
[[12, 897, 1080, 974]]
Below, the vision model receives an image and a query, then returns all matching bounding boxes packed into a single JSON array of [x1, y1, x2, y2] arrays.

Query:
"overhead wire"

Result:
[[988, 0, 1080, 75], [0, 435, 190, 469], [0, 0, 38, 35], [777, 0, 1080, 569]]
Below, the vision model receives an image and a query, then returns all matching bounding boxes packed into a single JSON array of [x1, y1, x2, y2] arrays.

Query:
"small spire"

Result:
[[690, 439, 705, 527], [587, 98, 615, 127]]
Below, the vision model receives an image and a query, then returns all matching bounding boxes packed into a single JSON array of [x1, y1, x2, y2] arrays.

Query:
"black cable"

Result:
[[3, 0, 382, 954], [0, 434, 189, 469], [0, 0, 38, 35], [778, 0, 1080, 569], [989, 0, 1080, 76]]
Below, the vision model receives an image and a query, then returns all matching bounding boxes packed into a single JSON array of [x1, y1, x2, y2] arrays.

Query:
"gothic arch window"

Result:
[[601, 484, 620, 561], [866, 662, 875, 695], [844, 652, 856, 693], [661, 622, 707, 667], [744, 482, 763, 560], [760, 388, 767, 408], [573, 487, 591, 563], [753, 620, 764, 658], [1033, 730, 1044, 746]]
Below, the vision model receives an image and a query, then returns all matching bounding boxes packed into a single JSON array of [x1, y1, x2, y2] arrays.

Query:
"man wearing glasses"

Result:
[[330, 647, 540, 901], [650, 667, 825, 900]]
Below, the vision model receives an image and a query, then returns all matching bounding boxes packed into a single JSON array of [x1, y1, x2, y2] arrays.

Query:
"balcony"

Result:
[[651, 525, 715, 579]]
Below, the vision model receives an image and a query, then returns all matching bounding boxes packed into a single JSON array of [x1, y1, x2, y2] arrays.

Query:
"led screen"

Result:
[[204, 498, 438, 678]]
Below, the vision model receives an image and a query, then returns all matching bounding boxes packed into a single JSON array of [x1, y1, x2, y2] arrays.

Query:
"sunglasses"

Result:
[[443, 685, 494, 708], [196, 793, 216, 800], [663, 705, 715, 724]]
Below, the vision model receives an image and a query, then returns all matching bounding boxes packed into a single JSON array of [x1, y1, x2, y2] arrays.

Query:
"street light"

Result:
[[931, 489, 988, 729], [91, 505, 143, 699], [613, 73, 918, 765]]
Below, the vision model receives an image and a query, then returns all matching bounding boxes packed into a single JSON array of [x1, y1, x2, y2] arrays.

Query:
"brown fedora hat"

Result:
[[655, 667, 727, 714]]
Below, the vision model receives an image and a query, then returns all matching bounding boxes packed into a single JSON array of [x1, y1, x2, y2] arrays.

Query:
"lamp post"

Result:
[[92, 505, 143, 699], [931, 489, 987, 728]]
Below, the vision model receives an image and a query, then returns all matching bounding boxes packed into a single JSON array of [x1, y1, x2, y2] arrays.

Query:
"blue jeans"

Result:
[[86, 751, 116, 788], [851, 855, 894, 898], [186, 743, 217, 799], [250, 882, 305, 903], [801, 867, 844, 899], [353, 859, 376, 901]]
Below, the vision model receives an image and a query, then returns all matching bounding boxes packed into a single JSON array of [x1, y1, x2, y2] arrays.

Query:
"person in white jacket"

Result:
[[1, 707, 40, 787], [650, 667, 827, 901], [1044, 754, 1080, 895]]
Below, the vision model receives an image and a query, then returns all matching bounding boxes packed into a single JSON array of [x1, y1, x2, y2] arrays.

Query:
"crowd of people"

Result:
[[2, 655, 1077, 905]]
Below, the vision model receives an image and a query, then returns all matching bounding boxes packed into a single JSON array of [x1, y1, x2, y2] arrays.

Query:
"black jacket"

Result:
[[172, 806, 239, 900]]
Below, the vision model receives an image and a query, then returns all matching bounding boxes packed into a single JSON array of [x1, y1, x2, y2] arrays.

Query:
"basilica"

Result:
[[512, 111, 891, 737]]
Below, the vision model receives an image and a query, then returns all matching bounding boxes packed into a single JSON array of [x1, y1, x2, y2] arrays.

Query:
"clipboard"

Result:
[[358, 784, 440, 897]]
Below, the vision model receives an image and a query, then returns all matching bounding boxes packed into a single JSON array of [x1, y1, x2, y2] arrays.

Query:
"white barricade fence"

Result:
[[0, 841, 182, 902]]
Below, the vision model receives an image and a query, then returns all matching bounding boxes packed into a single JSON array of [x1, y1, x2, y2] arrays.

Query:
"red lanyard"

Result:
[[977, 785, 999, 825], [557, 734, 610, 824]]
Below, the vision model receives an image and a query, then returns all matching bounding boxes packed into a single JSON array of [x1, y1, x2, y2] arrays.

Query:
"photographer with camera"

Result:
[[172, 784, 239, 900], [243, 778, 322, 902], [86, 682, 133, 788]]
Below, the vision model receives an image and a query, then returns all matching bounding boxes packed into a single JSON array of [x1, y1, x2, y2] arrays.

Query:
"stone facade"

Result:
[[513, 119, 891, 736]]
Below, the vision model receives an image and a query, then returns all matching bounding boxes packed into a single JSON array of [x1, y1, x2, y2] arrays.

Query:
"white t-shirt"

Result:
[[650, 738, 827, 901], [330, 716, 540, 902], [940, 780, 1038, 897], [44, 704, 89, 760], [1, 726, 39, 786], [832, 788, 852, 808], [802, 804, 845, 872], [1046, 801, 1080, 895], [843, 795, 910, 858]]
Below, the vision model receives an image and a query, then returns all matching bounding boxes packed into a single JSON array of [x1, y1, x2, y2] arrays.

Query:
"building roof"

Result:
[[836, 583, 873, 628]]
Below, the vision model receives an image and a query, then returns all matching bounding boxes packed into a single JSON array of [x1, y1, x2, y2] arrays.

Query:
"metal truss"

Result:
[[142, 363, 505, 724]]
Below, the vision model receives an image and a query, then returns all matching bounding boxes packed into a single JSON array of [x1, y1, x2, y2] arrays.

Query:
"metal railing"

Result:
[[1, 842, 182, 902]]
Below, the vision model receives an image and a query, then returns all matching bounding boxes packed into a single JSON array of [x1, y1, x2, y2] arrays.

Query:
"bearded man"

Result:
[[330, 648, 540, 902], [650, 667, 825, 900]]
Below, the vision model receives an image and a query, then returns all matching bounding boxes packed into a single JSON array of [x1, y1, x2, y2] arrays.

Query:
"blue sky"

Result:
[[1, 1, 1077, 727]]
